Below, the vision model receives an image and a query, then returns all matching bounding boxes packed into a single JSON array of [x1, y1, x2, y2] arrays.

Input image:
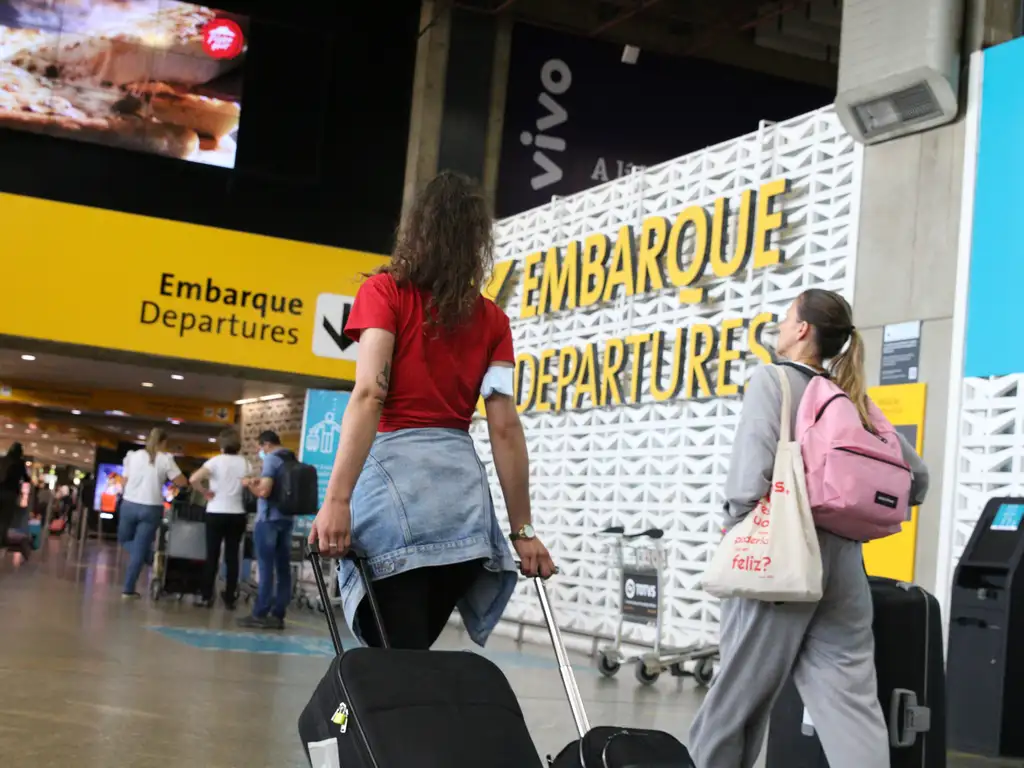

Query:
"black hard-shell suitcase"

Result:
[[297, 544, 544, 768], [534, 577, 695, 768], [765, 576, 946, 768]]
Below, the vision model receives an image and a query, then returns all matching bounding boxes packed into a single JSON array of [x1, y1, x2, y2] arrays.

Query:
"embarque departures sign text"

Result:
[[487, 178, 791, 414]]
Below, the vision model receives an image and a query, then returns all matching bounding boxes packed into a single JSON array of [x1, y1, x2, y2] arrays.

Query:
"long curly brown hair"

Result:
[[378, 171, 494, 329]]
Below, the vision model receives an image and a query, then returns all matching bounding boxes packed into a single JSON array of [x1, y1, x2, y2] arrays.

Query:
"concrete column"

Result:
[[848, 0, 1018, 594], [401, 1, 452, 218], [401, 2, 512, 217]]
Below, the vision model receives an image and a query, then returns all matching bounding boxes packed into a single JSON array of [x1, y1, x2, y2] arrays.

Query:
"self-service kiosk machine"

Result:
[[948, 497, 1024, 757]]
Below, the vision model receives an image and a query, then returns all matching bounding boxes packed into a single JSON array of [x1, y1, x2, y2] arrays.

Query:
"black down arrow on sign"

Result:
[[322, 303, 355, 352]]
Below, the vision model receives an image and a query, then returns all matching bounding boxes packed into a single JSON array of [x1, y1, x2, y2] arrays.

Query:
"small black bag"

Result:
[[297, 544, 544, 768]]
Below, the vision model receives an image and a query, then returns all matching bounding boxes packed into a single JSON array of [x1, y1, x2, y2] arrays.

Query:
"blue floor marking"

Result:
[[148, 625, 595, 672], [148, 626, 352, 656]]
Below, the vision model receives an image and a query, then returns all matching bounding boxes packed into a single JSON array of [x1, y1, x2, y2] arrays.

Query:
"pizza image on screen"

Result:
[[0, 0, 247, 167]]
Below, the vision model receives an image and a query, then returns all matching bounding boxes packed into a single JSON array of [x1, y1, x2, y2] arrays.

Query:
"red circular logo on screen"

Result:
[[202, 18, 245, 60]]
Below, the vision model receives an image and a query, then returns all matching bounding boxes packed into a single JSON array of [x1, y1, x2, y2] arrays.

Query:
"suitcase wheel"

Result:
[[597, 652, 621, 678], [693, 658, 715, 688], [635, 661, 660, 685]]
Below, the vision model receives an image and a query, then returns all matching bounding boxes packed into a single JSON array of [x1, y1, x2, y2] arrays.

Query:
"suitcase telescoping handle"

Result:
[[532, 573, 592, 738], [306, 541, 391, 655]]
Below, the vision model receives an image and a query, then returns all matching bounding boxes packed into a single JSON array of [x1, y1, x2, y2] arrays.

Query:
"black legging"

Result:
[[357, 559, 484, 650], [203, 513, 248, 601]]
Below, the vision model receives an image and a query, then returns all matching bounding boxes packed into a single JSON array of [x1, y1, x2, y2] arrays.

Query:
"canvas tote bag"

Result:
[[702, 365, 823, 602]]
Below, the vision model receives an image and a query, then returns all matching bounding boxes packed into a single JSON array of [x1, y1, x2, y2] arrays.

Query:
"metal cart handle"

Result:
[[600, 526, 665, 540], [624, 527, 664, 540]]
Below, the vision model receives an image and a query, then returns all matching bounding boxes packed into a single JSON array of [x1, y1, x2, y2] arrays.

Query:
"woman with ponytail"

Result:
[[119, 428, 189, 598], [689, 289, 930, 768]]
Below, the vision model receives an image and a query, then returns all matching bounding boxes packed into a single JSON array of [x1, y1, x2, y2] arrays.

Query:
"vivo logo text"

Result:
[[521, 59, 571, 191]]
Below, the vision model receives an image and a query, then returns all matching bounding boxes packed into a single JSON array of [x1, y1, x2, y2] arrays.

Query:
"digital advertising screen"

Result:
[[0, 0, 247, 167], [94, 462, 124, 513]]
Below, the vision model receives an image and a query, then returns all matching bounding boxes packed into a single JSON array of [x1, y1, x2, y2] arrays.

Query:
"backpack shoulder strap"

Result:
[[777, 360, 828, 379], [276, 449, 297, 463]]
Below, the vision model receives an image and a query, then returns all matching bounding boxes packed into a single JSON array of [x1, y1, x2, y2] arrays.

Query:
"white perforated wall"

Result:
[[951, 375, 1024, 564], [471, 106, 864, 650]]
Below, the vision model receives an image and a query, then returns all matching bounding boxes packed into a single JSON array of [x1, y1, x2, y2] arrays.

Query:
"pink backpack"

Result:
[[795, 374, 911, 542]]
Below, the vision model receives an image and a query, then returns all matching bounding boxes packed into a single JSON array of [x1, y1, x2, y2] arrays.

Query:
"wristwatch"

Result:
[[509, 523, 536, 542]]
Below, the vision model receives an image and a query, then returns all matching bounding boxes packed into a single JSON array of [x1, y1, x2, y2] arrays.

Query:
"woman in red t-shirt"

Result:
[[309, 171, 555, 650]]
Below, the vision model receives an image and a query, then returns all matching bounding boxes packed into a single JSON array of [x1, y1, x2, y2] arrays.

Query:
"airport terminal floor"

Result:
[[0, 543, 1015, 768]]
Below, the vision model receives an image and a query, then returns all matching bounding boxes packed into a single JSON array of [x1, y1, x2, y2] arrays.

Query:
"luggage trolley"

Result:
[[151, 501, 207, 601], [596, 525, 718, 687]]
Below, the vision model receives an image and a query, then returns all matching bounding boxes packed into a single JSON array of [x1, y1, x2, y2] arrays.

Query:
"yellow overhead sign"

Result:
[[0, 380, 236, 424], [0, 193, 389, 381], [862, 382, 927, 583]]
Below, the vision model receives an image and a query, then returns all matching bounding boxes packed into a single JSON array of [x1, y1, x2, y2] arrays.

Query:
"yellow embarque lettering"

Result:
[[599, 338, 625, 407], [602, 225, 637, 302], [753, 178, 789, 269], [515, 354, 538, 413], [519, 251, 543, 318], [534, 348, 557, 412], [624, 333, 652, 404], [710, 190, 755, 278], [554, 347, 580, 411], [538, 242, 579, 314], [579, 234, 609, 307], [747, 312, 776, 367], [637, 216, 667, 294], [684, 323, 716, 399], [666, 205, 710, 304], [716, 317, 745, 397], [650, 329, 684, 402], [573, 343, 599, 409]]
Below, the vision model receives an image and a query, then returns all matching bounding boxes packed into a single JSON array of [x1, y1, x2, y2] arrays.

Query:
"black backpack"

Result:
[[273, 450, 319, 517]]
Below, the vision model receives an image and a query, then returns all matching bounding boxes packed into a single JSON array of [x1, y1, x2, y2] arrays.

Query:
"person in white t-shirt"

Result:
[[189, 428, 252, 609], [119, 428, 189, 598]]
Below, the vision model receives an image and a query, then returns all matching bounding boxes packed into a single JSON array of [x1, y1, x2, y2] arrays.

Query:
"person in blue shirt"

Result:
[[238, 431, 293, 629]]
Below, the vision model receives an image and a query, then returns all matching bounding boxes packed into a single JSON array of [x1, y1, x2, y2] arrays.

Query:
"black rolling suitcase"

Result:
[[765, 576, 946, 768], [297, 544, 545, 768], [534, 577, 695, 768]]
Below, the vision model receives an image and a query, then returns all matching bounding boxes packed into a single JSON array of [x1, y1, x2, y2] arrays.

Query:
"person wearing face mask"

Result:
[[238, 431, 293, 629], [688, 289, 930, 768]]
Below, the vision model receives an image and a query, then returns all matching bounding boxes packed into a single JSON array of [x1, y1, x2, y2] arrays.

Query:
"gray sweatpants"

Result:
[[689, 531, 889, 768]]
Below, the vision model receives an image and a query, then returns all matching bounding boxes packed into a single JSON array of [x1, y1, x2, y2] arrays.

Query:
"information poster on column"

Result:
[[862, 382, 927, 582], [296, 388, 350, 535]]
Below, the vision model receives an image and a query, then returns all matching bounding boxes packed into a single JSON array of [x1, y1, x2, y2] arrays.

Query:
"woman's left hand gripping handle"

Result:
[[309, 498, 353, 557]]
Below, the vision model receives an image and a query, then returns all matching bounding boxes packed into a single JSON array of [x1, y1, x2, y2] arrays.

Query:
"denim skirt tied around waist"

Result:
[[336, 427, 517, 647]]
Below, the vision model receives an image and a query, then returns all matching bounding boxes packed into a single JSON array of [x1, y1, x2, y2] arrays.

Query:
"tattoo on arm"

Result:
[[374, 362, 391, 405]]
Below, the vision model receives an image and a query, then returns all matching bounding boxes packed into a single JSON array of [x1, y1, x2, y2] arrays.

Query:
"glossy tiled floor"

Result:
[[0, 540, 1018, 768]]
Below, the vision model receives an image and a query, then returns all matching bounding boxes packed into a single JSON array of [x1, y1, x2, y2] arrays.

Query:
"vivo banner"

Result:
[[495, 24, 831, 217]]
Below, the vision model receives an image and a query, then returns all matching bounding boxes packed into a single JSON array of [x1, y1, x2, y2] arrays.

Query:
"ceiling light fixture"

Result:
[[258, 393, 285, 401], [137, 434, 146, 441], [234, 397, 258, 405], [20, 354, 35, 361], [208, 437, 217, 443], [171, 374, 184, 381], [141, 382, 154, 388], [4, 424, 11, 429], [71, 410, 82, 415]]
